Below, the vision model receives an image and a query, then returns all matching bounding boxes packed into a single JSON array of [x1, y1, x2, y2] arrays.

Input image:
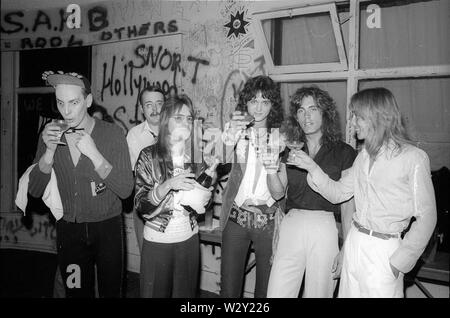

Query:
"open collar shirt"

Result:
[[126, 120, 158, 170], [307, 142, 437, 273]]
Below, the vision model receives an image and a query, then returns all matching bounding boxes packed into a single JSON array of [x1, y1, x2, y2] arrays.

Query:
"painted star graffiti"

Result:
[[224, 10, 250, 39]]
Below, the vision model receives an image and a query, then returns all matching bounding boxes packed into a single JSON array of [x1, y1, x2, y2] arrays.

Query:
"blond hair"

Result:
[[350, 87, 411, 158]]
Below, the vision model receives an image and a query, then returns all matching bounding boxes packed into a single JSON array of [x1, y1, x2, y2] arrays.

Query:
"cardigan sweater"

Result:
[[28, 118, 134, 223]]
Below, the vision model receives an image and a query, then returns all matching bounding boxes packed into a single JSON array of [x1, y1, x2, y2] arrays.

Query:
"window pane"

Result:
[[19, 46, 91, 87], [359, 78, 450, 170], [261, 12, 340, 66], [17, 93, 59, 178], [359, 0, 450, 68]]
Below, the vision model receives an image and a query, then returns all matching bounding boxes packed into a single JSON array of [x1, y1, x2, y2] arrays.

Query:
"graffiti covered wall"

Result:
[[1, 0, 272, 141], [89, 1, 268, 291], [1, 0, 298, 296], [0, 212, 57, 254]]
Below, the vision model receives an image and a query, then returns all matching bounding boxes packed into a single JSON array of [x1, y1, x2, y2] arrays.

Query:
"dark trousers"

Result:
[[140, 234, 200, 298], [220, 220, 274, 298], [133, 208, 144, 253], [56, 215, 124, 298]]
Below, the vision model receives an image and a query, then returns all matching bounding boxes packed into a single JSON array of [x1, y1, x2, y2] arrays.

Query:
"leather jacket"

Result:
[[134, 144, 207, 233]]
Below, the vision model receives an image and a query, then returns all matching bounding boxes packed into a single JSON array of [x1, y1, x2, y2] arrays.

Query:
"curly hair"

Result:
[[235, 75, 284, 129], [283, 86, 341, 146]]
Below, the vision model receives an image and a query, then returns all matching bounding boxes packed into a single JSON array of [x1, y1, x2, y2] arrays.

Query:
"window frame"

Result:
[[252, 0, 450, 147], [252, 3, 348, 74], [0, 51, 18, 212]]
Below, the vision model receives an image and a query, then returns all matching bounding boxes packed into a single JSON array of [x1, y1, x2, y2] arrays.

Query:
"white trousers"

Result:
[[338, 224, 404, 298], [267, 209, 339, 298]]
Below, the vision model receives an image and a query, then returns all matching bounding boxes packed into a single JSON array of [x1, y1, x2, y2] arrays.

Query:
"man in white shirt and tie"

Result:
[[127, 86, 165, 251]]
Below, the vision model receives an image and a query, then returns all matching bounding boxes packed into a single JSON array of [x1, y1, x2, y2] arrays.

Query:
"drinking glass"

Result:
[[240, 111, 255, 127], [52, 119, 69, 146], [230, 111, 254, 127], [285, 141, 305, 165], [256, 131, 281, 170], [260, 145, 280, 170]]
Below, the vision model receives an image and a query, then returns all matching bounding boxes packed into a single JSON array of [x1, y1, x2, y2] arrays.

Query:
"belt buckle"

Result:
[[354, 220, 376, 238], [354, 220, 396, 240]]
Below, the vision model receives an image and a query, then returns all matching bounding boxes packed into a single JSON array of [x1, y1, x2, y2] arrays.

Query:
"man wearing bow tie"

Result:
[[28, 71, 134, 297]]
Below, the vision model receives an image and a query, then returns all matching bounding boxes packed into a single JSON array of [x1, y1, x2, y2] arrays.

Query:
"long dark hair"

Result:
[[350, 87, 411, 158], [283, 86, 341, 146], [235, 75, 284, 129], [156, 94, 195, 159]]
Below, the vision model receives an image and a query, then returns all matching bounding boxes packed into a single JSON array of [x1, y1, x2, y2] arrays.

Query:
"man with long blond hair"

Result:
[[289, 87, 437, 297]]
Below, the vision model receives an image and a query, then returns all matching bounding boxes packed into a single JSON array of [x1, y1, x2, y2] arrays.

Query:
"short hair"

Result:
[[235, 75, 284, 129], [350, 87, 410, 158], [138, 85, 165, 105], [156, 94, 195, 159], [283, 86, 341, 145]]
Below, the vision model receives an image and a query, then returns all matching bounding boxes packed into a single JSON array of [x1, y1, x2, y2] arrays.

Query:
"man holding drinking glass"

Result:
[[220, 75, 285, 298], [267, 86, 356, 298], [28, 71, 134, 297]]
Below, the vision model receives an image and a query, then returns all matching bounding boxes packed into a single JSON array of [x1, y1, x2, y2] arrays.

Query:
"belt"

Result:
[[240, 203, 277, 215], [229, 202, 275, 229], [352, 220, 400, 240]]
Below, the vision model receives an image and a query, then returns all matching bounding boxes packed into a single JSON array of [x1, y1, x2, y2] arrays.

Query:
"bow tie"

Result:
[[65, 128, 84, 134]]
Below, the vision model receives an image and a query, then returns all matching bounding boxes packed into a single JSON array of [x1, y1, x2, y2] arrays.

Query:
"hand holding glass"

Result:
[[230, 111, 254, 130], [261, 149, 280, 171], [238, 111, 255, 127], [258, 136, 284, 172], [52, 119, 70, 145], [286, 141, 305, 165]]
